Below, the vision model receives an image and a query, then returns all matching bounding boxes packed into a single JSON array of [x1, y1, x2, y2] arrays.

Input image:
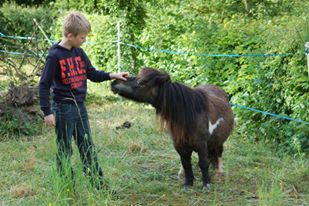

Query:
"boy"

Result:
[[39, 11, 128, 190]]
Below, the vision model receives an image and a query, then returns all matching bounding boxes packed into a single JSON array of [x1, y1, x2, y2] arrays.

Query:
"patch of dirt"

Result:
[[10, 185, 36, 198], [23, 157, 36, 171], [128, 142, 147, 154]]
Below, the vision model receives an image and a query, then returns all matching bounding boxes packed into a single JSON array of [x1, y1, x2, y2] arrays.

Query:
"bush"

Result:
[[0, 107, 43, 139], [0, 2, 54, 36], [11, 0, 54, 7]]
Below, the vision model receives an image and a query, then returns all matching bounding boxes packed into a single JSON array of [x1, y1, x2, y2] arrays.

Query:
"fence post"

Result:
[[305, 42, 309, 78], [33, 18, 53, 46], [117, 20, 121, 72]]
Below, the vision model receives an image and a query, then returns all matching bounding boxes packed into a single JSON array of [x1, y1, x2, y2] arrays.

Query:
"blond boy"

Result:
[[39, 11, 128, 190]]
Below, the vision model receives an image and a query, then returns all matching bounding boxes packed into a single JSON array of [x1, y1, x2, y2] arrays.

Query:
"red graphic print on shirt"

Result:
[[59, 56, 87, 89]]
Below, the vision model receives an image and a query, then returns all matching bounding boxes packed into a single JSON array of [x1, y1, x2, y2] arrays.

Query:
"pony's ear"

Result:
[[146, 72, 170, 86], [154, 73, 171, 85]]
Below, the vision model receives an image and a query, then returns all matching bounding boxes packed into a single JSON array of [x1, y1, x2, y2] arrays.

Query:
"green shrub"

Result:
[[0, 2, 54, 36], [12, 0, 54, 6], [0, 107, 43, 139]]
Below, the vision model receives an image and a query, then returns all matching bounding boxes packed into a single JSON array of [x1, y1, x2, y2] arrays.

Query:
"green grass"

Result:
[[0, 83, 308, 205]]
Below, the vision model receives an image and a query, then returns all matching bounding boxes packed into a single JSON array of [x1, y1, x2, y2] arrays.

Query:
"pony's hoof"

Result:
[[202, 184, 211, 192], [181, 185, 193, 192]]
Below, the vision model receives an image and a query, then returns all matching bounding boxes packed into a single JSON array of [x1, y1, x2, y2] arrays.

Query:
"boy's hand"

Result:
[[109, 72, 129, 81], [44, 114, 55, 127]]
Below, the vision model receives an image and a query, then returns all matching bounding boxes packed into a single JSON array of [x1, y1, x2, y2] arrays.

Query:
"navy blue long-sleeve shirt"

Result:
[[39, 43, 110, 116]]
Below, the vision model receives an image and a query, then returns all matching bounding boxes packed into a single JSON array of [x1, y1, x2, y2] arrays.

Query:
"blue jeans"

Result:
[[52, 102, 103, 187]]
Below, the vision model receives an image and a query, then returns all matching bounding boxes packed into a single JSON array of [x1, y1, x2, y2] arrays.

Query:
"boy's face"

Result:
[[67, 33, 87, 48]]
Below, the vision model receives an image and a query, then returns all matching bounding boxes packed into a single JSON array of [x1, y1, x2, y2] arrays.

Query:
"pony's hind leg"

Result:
[[207, 148, 218, 169], [197, 144, 211, 189], [215, 145, 224, 176], [177, 165, 184, 179]]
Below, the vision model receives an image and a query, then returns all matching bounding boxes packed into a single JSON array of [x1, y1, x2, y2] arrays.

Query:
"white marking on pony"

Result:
[[208, 118, 224, 135]]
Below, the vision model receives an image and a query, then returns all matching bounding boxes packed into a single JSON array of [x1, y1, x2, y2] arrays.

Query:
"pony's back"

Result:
[[196, 84, 234, 144]]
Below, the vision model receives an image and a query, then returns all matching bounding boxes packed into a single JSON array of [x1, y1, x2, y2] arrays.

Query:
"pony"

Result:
[[111, 67, 234, 189]]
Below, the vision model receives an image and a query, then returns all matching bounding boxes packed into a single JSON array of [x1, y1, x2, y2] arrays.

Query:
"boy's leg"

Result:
[[73, 103, 105, 189], [54, 103, 75, 177]]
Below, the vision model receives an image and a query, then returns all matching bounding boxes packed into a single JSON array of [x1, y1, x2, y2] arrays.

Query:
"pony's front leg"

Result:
[[176, 147, 194, 188], [197, 144, 211, 189]]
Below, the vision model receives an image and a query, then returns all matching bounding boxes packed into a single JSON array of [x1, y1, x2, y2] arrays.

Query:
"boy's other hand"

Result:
[[44, 114, 55, 127], [109, 72, 129, 81]]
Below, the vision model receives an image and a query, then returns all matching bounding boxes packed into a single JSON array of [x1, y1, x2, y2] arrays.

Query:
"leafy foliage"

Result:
[[0, 2, 54, 36], [6, 0, 54, 6], [0, 107, 42, 138]]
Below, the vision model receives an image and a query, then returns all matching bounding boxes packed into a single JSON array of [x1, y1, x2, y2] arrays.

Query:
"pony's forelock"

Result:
[[139, 67, 171, 86]]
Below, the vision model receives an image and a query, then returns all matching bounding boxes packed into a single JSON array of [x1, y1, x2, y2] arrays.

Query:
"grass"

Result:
[[0, 83, 308, 205]]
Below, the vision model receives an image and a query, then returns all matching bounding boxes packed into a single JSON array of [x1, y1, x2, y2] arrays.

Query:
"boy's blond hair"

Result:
[[62, 11, 91, 36]]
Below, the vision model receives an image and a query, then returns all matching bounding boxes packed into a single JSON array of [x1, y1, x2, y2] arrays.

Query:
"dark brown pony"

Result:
[[111, 67, 234, 189]]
